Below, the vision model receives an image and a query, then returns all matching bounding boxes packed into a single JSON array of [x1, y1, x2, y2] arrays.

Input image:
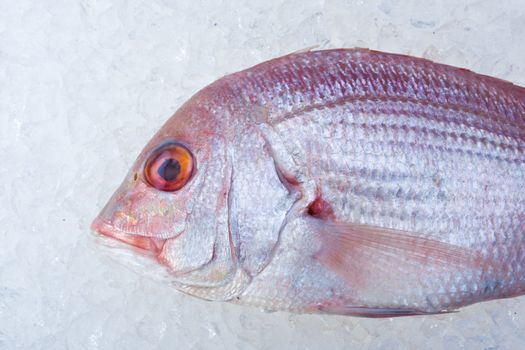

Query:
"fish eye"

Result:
[[144, 143, 194, 192]]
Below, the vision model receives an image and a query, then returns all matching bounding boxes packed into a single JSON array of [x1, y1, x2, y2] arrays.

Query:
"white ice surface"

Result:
[[2, 0, 525, 349]]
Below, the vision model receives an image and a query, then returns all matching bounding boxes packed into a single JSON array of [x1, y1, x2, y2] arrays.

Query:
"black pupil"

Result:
[[157, 158, 181, 181]]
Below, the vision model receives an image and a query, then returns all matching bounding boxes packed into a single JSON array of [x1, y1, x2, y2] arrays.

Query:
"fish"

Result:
[[92, 48, 525, 317]]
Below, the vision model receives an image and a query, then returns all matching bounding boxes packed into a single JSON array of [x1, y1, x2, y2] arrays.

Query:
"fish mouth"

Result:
[[91, 217, 167, 254]]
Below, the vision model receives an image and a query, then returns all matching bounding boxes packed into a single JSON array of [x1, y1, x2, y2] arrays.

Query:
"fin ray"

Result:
[[310, 218, 482, 288], [318, 304, 454, 318]]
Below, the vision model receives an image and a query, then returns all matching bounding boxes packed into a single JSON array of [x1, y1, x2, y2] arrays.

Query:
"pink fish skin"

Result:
[[92, 49, 525, 317]]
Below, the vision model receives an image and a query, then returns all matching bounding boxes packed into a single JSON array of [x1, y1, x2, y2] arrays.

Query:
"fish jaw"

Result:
[[91, 217, 167, 254]]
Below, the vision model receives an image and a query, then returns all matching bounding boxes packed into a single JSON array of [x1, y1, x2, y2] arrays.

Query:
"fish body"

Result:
[[93, 49, 525, 316]]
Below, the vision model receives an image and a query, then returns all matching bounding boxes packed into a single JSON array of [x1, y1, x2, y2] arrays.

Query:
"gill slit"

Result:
[[252, 124, 314, 275], [226, 162, 239, 268]]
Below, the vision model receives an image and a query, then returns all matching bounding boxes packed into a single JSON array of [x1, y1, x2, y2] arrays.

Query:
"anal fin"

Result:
[[318, 304, 454, 318]]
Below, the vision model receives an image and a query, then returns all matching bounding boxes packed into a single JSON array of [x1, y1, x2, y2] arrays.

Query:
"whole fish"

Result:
[[92, 49, 525, 317]]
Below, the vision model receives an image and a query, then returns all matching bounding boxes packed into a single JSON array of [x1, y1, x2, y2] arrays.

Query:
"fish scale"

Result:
[[273, 106, 522, 235], [228, 51, 525, 132], [93, 49, 525, 316], [227, 50, 525, 312]]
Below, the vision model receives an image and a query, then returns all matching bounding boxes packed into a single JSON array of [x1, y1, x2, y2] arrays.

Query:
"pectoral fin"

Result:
[[310, 218, 481, 286]]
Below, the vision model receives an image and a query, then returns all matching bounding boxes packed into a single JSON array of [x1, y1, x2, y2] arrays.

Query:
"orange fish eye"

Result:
[[144, 143, 194, 192]]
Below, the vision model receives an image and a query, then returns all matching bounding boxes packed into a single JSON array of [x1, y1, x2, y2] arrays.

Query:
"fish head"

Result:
[[92, 99, 238, 296]]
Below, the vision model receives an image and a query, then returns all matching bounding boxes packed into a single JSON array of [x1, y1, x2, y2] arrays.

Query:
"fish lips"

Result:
[[91, 217, 167, 255]]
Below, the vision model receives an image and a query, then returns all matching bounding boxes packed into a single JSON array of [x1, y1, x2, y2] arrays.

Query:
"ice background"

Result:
[[2, 0, 525, 349]]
